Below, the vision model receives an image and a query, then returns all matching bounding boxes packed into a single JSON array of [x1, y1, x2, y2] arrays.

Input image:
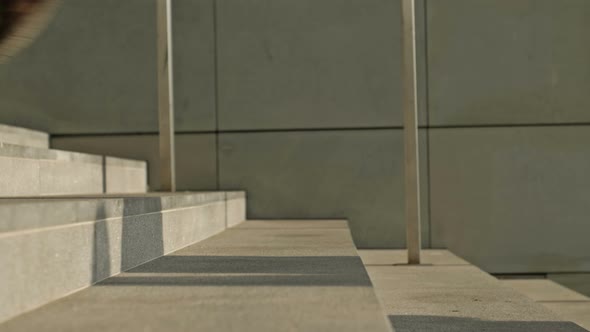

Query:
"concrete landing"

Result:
[[501, 279, 590, 330], [0, 220, 392, 332], [359, 250, 588, 332]]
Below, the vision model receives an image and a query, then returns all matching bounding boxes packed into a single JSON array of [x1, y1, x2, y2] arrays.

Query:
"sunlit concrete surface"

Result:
[[0, 124, 48, 149], [0, 192, 246, 323], [0, 142, 147, 196], [359, 250, 588, 332], [0, 220, 392, 332], [502, 279, 590, 331]]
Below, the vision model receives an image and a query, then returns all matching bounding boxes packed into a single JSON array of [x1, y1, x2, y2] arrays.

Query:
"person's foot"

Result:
[[0, 0, 60, 63]]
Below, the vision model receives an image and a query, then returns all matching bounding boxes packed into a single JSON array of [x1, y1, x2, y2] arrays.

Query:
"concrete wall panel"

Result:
[[218, 129, 430, 248], [427, 0, 590, 126], [430, 126, 590, 273], [216, 0, 420, 130], [0, 0, 216, 134], [171, 0, 217, 132]]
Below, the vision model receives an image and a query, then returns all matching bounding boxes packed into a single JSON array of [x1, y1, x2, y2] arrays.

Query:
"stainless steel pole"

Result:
[[157, 0, 176, 192], [401, 0, 421, 264]]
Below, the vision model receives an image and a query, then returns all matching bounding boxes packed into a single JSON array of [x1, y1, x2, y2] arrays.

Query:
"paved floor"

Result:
[[0, 220, 392, 332], [501, 279, 590, 331], [359, 250, 588, 332]]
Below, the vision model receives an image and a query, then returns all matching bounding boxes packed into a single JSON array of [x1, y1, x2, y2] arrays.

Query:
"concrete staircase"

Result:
[[0, 192, 246, 323], [0, 124, 48, 149], [0, 124, 247, 324], [0, 124, 587, 331], [0, 125, 146, 195], [0, 220, 393, 332]]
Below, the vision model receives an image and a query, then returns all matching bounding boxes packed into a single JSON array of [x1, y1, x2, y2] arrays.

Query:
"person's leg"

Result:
[[0, 0, 60, 63]]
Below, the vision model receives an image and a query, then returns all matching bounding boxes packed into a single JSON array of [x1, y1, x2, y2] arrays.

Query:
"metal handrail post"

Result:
[[401, 0, 422, 264], [157, 0, 176, 192]]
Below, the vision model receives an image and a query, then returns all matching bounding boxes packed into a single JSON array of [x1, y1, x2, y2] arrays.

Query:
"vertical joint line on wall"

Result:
[[426, 126, 432, 248], [213, 0, 221, 190]]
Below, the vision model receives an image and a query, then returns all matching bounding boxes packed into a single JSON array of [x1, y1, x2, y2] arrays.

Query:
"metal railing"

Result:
[[156, 0, 423, 263], [402, 0, 422, 264], [156, 0, 176, 192]]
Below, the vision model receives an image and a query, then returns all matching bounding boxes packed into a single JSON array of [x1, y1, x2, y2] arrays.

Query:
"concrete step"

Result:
[[359, 250, 588, 332], [0, 142, 147, 196], [0, 220, 392, 332], [0, 192, 246, 323], [0, 124, 49, 149]]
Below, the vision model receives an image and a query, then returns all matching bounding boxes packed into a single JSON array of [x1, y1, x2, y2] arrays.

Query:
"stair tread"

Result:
[[0, 220, 392, 332], [0, 124, 49, 149], [0, 192, 240, 233], [0, 142, 148, 197], [0, 141, 145, 167]]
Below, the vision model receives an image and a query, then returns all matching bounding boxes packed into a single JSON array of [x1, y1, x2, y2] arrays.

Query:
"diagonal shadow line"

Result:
[[126, 255, 367, 274], [97, 255, 374, 287], [388, 315, 589, 332], [99, 273, 373, 287]]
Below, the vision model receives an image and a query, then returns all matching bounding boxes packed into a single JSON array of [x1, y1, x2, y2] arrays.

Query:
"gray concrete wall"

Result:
[[425, 0, 590, 273], [427, 0, 590, 126], [0, 0, 216, 134], [2, 0, 590, 268], [429, 127, 590, 273], [218, 130, 430, 248]]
